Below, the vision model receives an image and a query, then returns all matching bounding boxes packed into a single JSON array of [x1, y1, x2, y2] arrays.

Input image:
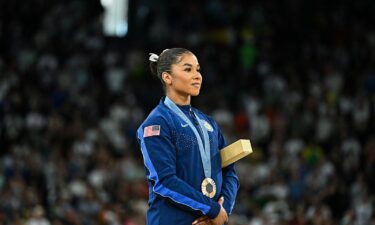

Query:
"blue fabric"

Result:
[[137, 97, 239, 225]]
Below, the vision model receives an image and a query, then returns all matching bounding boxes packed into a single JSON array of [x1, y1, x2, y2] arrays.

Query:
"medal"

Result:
[[201, 178, 216, 198]]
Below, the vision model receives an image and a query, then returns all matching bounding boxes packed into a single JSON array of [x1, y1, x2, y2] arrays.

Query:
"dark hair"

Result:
[[149, 48, 191, 87]]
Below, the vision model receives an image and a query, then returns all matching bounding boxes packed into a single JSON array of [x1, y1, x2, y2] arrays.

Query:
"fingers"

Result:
[[218, 196, 224, 206], [194, 198, 225, 225], [192, 216, 209, 225], [195, 221, 212, 225]]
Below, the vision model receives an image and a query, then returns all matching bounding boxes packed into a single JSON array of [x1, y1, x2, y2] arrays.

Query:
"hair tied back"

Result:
[[149, 53, 159, 62]]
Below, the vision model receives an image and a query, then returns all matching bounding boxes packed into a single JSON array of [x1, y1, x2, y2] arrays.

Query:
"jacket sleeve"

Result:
[[137, 116, 221, 219], [218, 128, 240, 215]]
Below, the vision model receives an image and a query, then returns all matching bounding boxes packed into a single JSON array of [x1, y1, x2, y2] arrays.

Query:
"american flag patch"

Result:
[[143, 125, 160, 137]]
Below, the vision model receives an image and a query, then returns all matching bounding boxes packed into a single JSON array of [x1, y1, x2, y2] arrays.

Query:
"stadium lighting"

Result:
[[100, 0, 129, 37]]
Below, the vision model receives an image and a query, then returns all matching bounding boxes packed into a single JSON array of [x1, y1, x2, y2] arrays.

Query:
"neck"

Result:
[[166, 91, 191, 105]]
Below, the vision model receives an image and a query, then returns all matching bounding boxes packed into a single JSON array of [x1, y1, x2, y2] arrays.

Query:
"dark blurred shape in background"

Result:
[[0, 0, 374, 224]]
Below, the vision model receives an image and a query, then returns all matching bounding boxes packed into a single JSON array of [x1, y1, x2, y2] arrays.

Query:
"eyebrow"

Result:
[[182, 63, 200, 67]]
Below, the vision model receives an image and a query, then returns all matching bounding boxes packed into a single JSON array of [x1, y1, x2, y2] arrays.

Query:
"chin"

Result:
[[191, 91, 200, 96]]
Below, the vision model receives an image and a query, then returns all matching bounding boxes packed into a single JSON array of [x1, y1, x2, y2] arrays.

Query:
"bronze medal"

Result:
[[201, 178, 216, 198]]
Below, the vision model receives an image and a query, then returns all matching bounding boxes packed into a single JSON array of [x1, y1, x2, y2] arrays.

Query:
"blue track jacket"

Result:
[[137, 98, 239, 225]]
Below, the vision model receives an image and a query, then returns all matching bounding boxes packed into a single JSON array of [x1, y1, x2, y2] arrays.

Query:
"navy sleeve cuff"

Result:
[[206, 202, 221, 219]]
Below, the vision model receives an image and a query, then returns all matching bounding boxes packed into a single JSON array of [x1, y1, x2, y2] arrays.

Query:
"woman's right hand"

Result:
[[211, 197, 228, 225]]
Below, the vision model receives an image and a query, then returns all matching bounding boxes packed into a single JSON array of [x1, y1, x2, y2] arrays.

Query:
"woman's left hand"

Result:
[[192, 216, 213, 225]]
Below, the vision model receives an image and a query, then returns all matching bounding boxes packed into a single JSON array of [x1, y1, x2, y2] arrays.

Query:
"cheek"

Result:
[[175, 76, 190, 86]]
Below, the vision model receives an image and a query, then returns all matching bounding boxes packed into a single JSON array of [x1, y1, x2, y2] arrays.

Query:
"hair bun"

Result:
[[149, 53, 159, 62]]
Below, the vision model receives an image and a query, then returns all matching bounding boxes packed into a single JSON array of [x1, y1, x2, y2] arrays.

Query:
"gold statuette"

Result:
[[201, 178, 216, 198], [220, 139, 253, 168]]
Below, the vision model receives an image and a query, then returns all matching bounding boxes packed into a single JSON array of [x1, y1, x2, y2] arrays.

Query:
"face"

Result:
[[163, 52, 202, 97]]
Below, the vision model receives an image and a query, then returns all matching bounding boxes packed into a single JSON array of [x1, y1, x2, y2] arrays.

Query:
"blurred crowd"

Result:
[[0, 0, 374, 224]]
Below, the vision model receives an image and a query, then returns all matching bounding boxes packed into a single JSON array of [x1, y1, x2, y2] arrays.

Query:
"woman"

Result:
[[137, 48, 239, 225]]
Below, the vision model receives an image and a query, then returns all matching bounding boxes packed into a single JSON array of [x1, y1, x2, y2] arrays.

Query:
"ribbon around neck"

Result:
[[164, 97, 211, 178]]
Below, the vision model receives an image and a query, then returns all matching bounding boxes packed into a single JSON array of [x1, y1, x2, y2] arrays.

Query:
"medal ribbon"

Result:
[[164, 97, 211, 178]]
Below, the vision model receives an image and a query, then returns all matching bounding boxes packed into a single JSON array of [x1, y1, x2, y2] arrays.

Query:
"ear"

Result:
[[162, 72, 172, 85]]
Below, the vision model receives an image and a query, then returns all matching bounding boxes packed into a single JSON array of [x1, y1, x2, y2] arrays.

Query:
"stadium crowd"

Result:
[[0, 0, 374, 224]]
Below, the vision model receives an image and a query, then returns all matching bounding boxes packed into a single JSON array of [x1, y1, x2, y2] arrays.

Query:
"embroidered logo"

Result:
[[181, 123, 189, 128], [143, 125, 160, 137], [202, 120, 213, 132]]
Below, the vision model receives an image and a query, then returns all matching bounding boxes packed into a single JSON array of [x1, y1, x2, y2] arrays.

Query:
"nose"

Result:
[[193, 71, 202, 80]]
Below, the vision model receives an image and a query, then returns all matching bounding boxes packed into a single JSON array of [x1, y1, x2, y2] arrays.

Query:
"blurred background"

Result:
[[0, 0, 374, 224]]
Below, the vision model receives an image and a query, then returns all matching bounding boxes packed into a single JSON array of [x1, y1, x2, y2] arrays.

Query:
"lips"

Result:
[[192, 82, 201, 87]]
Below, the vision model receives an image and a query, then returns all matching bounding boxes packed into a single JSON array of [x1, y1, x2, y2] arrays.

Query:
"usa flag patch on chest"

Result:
[[143, 125, 161, 137]]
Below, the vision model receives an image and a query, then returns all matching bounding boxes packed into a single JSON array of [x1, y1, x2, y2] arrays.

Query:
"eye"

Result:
[[197, 68, 201, 73], [184, 68, 191, 72]]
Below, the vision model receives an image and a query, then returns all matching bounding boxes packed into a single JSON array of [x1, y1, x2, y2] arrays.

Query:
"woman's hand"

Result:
[[192, 197, 228, 225], [211, 197, 228, 225], [191, 216, 212, 225]]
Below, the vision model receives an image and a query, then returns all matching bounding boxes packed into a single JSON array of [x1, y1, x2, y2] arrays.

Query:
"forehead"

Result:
[[175, 53, 199, 66]]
